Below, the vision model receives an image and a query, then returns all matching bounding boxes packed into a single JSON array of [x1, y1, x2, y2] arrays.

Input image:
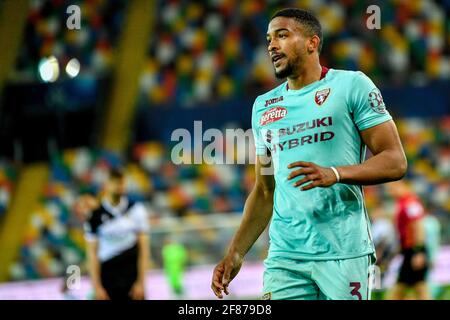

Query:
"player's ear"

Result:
[[308, 35, 320, 53]]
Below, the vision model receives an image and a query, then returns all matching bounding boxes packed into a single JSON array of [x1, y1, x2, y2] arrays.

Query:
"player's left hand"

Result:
[[129, 281, 145, 300], [287, 161, 338, 191]]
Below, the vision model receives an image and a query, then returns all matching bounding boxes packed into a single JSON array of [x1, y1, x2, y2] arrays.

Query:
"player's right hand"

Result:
[[94, 286, 110, 300], [211, 252, 244, 299]]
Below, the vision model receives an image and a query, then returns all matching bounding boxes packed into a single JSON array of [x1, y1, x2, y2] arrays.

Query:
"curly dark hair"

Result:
[[271, 8, 323, 53]]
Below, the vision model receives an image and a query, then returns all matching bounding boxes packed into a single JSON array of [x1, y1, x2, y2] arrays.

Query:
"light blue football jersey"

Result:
[[252, 68, 392, 260]]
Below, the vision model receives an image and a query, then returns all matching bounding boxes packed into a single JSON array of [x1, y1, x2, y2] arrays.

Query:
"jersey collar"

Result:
[[285, 66, 330, 91], [101, 196, 128, 216]]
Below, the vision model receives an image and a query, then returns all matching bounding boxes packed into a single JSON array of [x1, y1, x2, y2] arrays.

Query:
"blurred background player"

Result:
[[386, 180, 430, 300], [84, 168, 150, 300], [162, 235, 188, 299]]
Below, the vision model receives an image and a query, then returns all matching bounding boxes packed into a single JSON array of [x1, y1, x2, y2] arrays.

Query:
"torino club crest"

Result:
[[315, 88, 331, 106]]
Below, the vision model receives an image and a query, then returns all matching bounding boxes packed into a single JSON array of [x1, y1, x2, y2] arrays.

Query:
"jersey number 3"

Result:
[[349, 282, 362, 300]]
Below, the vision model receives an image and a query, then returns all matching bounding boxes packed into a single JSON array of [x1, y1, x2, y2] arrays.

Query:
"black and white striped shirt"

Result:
[[84, 197, 150, 262]]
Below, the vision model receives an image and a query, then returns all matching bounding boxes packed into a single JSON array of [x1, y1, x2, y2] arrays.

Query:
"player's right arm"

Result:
[[211, 154, 275, 299], [86, 239, 110, 300]]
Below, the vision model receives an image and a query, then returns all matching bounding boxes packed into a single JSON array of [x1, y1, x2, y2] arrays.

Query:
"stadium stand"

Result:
[[0, 160, 17, 217], [139, 0, 449, 107], [14, 0, 128, 81]]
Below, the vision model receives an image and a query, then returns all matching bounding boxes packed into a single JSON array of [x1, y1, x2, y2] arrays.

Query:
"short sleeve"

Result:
[[131, 203, 150, 233], [349, 71, 392, 131], [251, 99, 268, 156]]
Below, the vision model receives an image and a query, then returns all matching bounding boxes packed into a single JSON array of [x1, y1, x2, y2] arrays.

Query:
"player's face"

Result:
[[267, 17, 309, 79], [85, 195, 98, 209], [106, 177, 126, 197]]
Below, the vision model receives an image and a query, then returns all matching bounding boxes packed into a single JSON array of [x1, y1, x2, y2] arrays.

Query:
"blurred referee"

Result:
[[84, 168, 150, 300]]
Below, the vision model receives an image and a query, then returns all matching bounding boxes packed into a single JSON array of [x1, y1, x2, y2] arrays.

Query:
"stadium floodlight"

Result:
[[38, 56, 59, 83], [65, 58, 80, 78]]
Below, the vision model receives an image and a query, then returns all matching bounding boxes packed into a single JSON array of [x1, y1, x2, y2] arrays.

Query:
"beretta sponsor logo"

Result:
[[260, 107, 287, 126]]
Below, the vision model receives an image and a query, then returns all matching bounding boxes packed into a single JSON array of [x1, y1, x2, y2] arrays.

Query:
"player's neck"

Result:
[[287, 61, 322, 90], [105, 194, 121, 206]]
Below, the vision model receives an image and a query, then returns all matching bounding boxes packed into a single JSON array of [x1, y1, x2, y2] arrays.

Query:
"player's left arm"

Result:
[[130, 233, 149, 300], [138, 232, 150, 280], [336, 119, 407, 185], [288, 120, 407, 190]]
